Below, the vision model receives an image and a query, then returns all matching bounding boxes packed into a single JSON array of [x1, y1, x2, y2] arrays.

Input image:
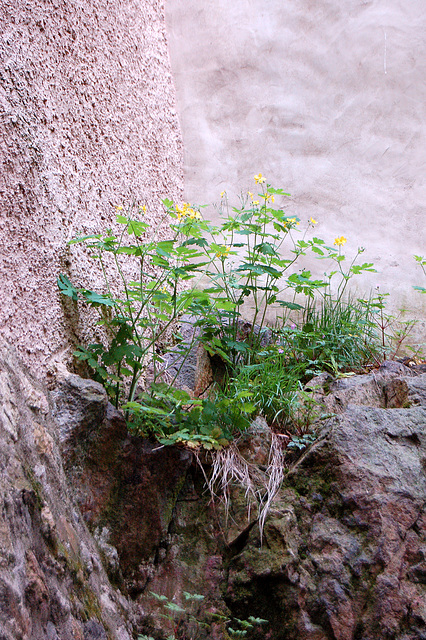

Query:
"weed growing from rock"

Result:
[[58, 175, 399, 451]]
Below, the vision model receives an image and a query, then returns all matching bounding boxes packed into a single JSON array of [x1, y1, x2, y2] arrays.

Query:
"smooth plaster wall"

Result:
[[165, 0, 426, 330], [0, 0, 183, 373]]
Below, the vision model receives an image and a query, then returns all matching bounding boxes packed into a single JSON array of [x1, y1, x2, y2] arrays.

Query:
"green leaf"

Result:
[[214, 298, 236, 311], [151, 255, 170, 268], [223, 340, 248, 353], [149, 592, 169, 602], [103, 343, 139, 365], [81, 290, 115, 307], [277, 300, 304, 310], [124, 402, 169, 416], [241, 402, 256, 413], [165, 602, 186, 613], [236, 262, 265, 276], [236, 390, 254, 399], [351, 262, 376, 274], [67, 234, 102, 245], [181, 237, 209, 248], [262, 265, 282, 278], [127, 220, 149, 236], [248, 616, 268, 624], [156, 240, 176, 256], [183, 592, 205, 601], [254, 242, 278, 256], [273, 221, 289, 233], [235, 618, 254, 629], [57, 274, 79, 301], [116, 245, 141, 256], [267, 187, 291, 196]]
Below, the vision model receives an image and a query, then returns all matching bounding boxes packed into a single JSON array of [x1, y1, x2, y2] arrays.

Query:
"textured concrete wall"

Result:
[[166, 0, 426, 331], [0, 0, 183, 373]]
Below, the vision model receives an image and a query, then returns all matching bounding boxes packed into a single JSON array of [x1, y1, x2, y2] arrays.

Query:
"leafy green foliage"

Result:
[[59, 205, 215, 410], [124, 383, 254, 450], [414, 254, 426, 294], [219, 293, 382, 436], [294, 297, 381, 375], [144, 591, 268, 640], [58, 178, 394, 451]]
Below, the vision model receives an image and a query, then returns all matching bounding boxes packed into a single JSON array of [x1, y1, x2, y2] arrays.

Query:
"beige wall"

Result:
[[165, 1, 426, 335], [0, 0, 183, 373]]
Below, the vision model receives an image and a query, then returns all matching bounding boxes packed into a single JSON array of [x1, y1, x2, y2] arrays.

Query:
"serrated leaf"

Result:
[[183, 592, 205, 601], [81, 290, 115, 307], [248, 616, 268, 624], [57, 274, 79, 301], [254, 242, 278, 256], [127, 220, 149, 236], [165, 602, 185, 613], [149, 591, 168, 601]]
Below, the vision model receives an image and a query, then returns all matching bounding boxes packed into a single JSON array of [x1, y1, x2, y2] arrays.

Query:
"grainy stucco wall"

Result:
[[0, 0, 183, 373], [165, 0, 426, 332]]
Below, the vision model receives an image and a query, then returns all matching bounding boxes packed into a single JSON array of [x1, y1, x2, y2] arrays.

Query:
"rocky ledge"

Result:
[[1, 341, 425, 640]]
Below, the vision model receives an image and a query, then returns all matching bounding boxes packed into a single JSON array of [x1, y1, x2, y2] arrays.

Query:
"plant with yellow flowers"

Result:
[[58, 176, 381, 450], [163, 174, 337, 371], [58, 200, 214, 411]]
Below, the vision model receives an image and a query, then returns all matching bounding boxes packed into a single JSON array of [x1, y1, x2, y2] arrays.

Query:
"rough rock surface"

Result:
[[50, 359, 426, 640], [0, 340, 134, 640], [0, 0, 183, 374], [51, 367, 193, 595], [2, 337, 426, 639]]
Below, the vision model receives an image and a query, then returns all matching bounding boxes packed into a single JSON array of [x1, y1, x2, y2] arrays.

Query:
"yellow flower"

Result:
[[175, 204, 184, 220], [248, 191, 254, 199], [216, 245, 230, 258], [175, 202, 197, 220], [310, 217, 317, 225], [220, 191, 226, 198], [253, 200, 259, 206], [116, 205, 123, 211], [286, 217, 300, 227], [334, 236, 347, 246], [140, 204, 147, 213], [254, 173, 266, 184]]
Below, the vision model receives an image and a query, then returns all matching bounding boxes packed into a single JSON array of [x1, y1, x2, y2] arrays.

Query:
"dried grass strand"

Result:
[[202, 432, 286, 542]]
